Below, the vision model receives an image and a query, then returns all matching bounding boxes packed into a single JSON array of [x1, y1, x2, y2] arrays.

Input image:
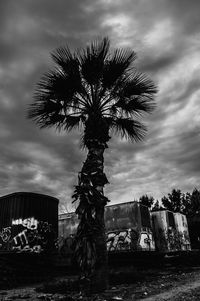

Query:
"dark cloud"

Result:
[[138, 50, 183, 75], [166, 0, 200, 34], [0, 0, 200, 211]]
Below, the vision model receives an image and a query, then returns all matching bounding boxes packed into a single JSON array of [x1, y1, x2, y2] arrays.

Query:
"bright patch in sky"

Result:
[[144, 19, 174, 50]]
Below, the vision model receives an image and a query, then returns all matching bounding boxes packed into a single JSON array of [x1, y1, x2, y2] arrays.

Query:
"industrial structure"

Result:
[[0, 192, 58, 253]]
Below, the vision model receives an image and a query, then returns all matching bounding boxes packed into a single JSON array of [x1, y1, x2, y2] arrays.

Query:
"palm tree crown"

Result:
[[28, 37, 157, 146]]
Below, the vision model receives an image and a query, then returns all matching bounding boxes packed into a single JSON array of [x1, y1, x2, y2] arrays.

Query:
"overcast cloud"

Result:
[[0, 0, 200, 212]]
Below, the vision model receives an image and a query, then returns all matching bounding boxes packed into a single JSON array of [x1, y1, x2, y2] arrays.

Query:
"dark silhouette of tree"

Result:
[[27, 37, 157, 293], [161, 189, 183, 212], [189, 188, 200, 216], [161, 188, 200, 216], [139, 194, 154, 208]]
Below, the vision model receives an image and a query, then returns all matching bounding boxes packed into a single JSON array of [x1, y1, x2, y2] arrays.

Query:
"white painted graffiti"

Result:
[[39, 221, 52, 233], [106, 229, 155, 252], [139, 232, 155, 250], [12, 244, 42, 253], [106, 229, 132, 252], [13, 229, 28, 246], [12, 217, 52, 232], [0, 216, 56, 253], [12, 217, 38, 230], [0, 227, 11, 242]]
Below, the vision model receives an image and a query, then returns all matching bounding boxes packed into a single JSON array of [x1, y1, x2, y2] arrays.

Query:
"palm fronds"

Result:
[[79, 37, 110, 85], [28, 37, 157, 142], [102, 48, 137, 89], [111, 117, 147, 142], [51, 46, 77, 73]]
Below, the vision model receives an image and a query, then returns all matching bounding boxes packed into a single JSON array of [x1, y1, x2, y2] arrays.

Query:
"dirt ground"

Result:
[[2, 264, 200, 301]]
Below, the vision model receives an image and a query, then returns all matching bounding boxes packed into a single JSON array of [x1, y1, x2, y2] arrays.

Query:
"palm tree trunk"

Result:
[[92, 205, 108, 293], [73, 141, 109, 294]]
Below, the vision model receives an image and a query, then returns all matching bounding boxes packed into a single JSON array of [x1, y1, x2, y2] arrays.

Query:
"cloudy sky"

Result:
[[0, 0, 200, 212]]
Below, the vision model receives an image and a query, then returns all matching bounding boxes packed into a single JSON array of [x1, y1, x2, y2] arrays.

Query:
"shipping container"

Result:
[[105, 202, 155, 252], [0, 192, 59, 254], [151, 210, 191, 252], [58, 201, 155, 255]]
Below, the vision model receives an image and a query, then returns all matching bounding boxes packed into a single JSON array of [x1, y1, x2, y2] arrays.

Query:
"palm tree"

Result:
[[28, 37, 157, 293]]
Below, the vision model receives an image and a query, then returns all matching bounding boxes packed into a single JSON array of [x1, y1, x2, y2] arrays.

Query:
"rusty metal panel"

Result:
[[140, 204, 151, 228], [151, 210, 190, 252], [174, 213, 191, 250], [168, 211, 175, 228], [0, 192, 58, 254], [105, 201, 141, 231], [105, 202, 155, 252], [151, 210, 169, 252]]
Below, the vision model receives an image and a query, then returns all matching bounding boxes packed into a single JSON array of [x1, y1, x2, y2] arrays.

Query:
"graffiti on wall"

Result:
[[0, 227, 11, 243], [57, 228, 155, 257], [0, 217, 56, 253], [106, 228, 155, 252], [156, 228, 190, 252], [106, 229, 132, 252], [139, 230, 155, 250]]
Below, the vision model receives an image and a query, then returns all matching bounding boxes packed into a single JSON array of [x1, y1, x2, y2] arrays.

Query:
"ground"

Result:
[[2, 260, 200, 301]]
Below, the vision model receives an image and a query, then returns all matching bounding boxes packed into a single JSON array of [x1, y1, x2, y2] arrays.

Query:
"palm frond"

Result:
[[35, 69, 81, 103], [123, 72, 158, 98], [27, 100, 82, 131], [114, 97, 155, 117], [79, 37, 110, 85], [28, 100, 61, 119], [46, 113, 65, 129], [102, 48, 137, 89], [108, 72, 157, 117], [111, 117, 147, 142], [51, 46, 75, 70], [51, 47, 81, 86], [52, 46, 93, 104], [64, 115, 82, 131], [28, 110, 65, 129], [28, 36, 157, 142], [28, 67, 86, 127], [52, 46, 86, 100]]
